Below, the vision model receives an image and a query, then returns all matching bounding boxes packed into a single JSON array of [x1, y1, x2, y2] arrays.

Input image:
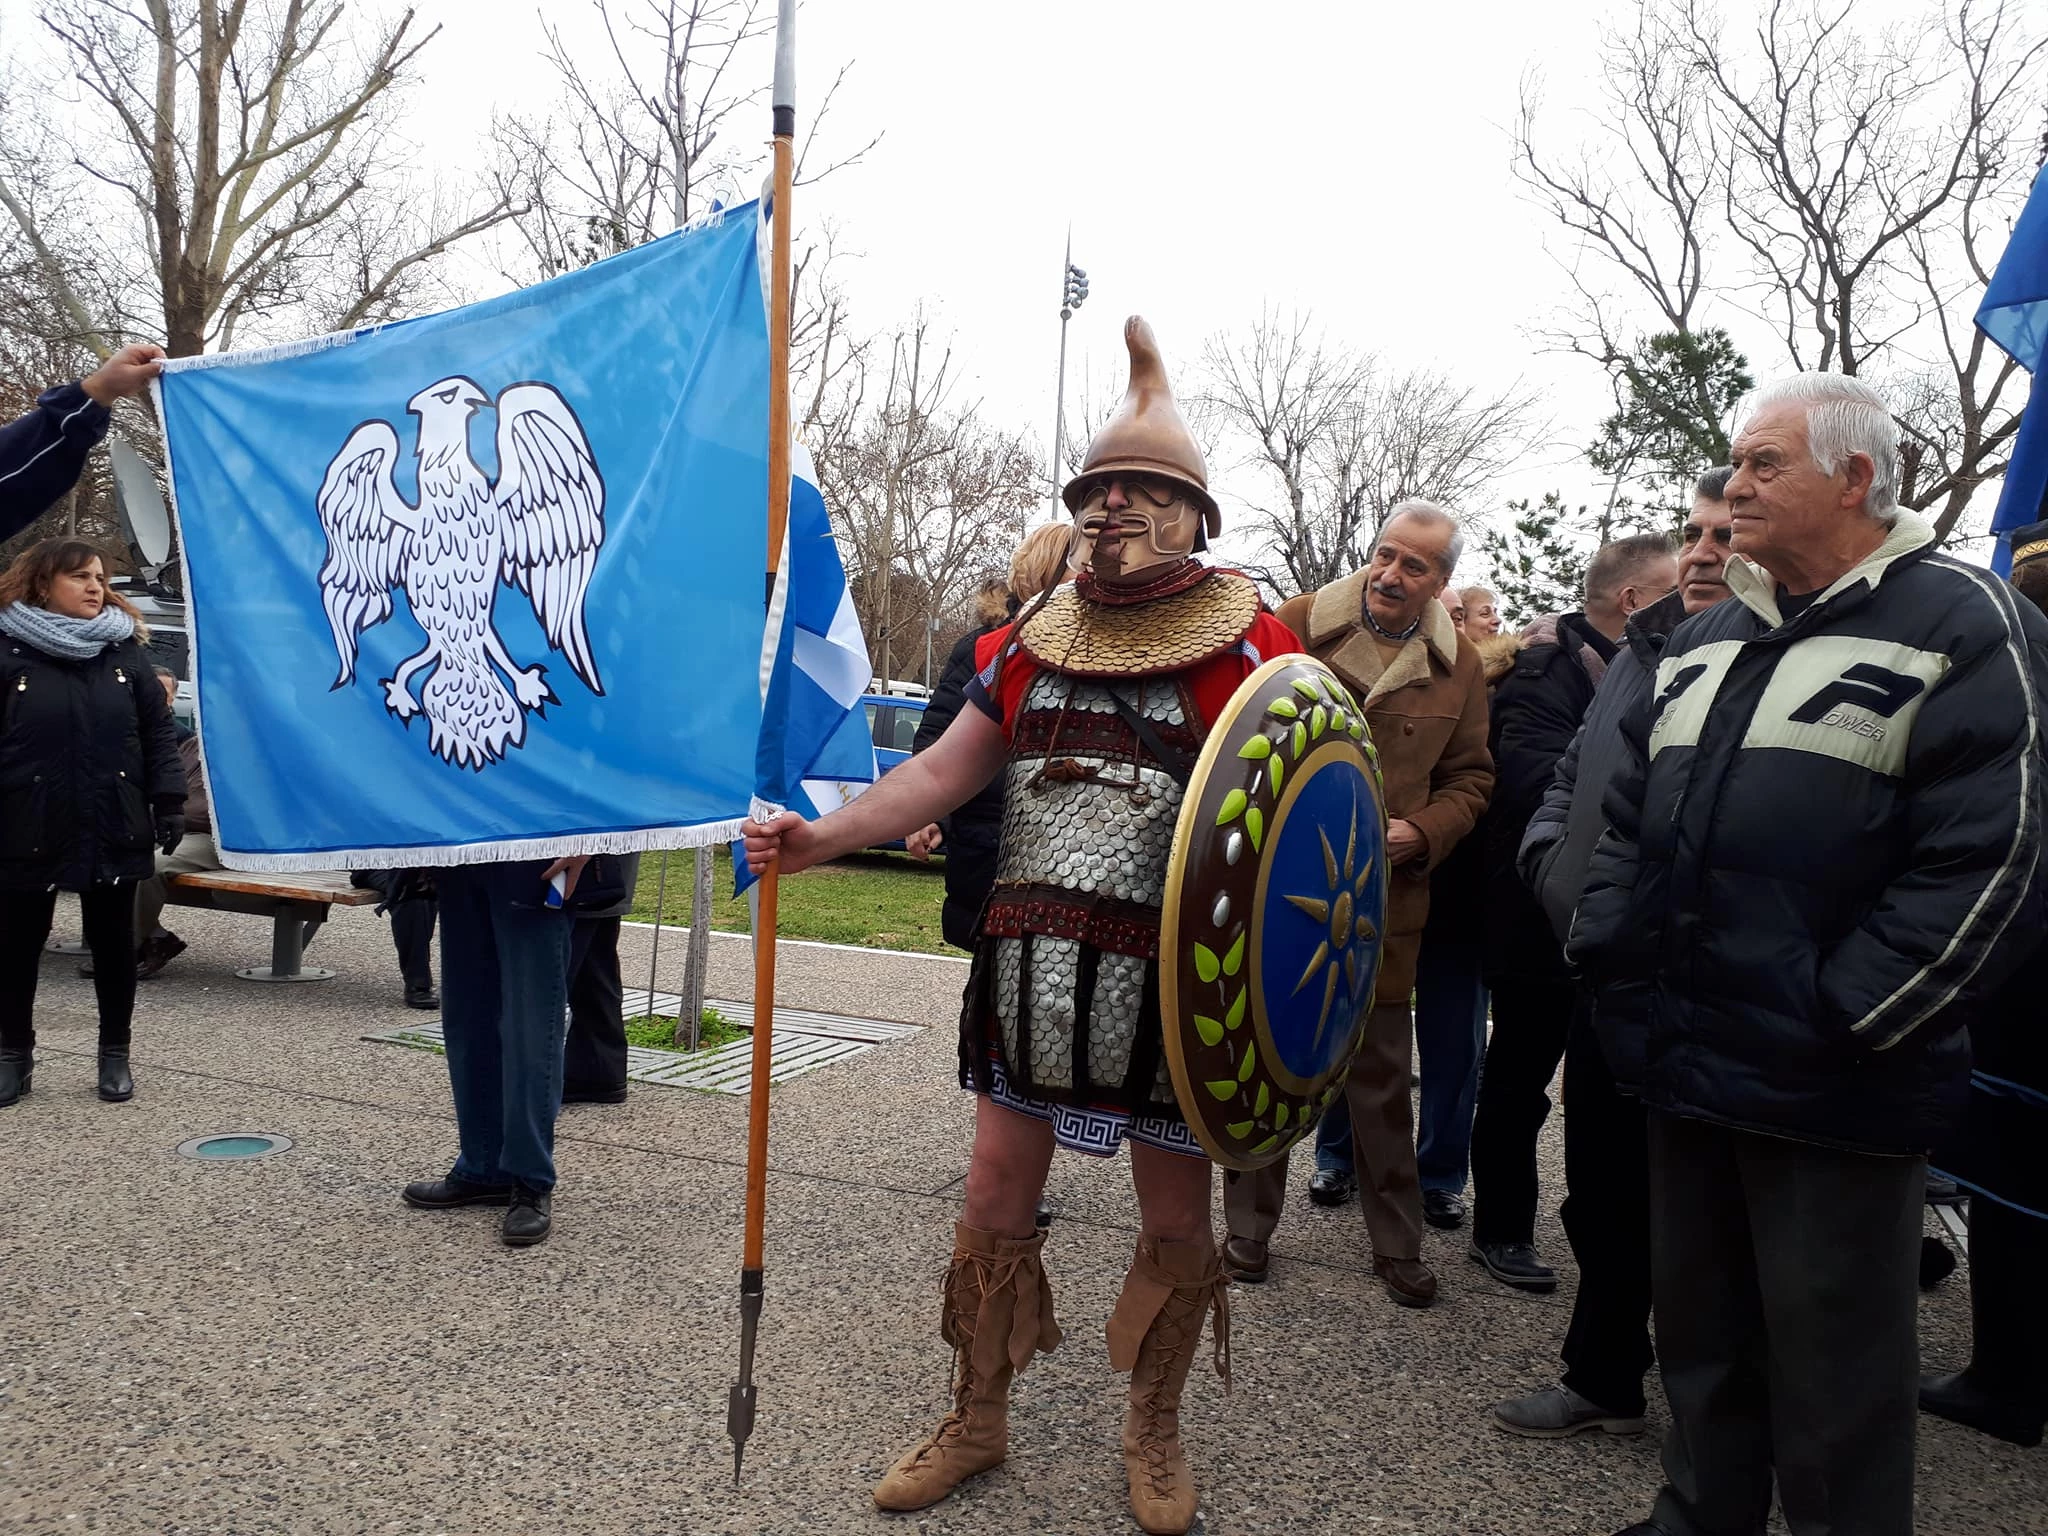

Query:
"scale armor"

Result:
[[969, 671, 1195, 1111]]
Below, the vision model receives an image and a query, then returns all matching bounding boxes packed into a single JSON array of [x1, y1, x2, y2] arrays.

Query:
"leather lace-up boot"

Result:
[[1107, 1235, 1231, 1536], [872, 1223, 1061, 1512]]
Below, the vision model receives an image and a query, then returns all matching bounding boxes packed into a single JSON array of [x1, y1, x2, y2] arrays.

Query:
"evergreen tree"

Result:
[[1588, 327, 1753, 510], [1478, 492, 1591, 625]]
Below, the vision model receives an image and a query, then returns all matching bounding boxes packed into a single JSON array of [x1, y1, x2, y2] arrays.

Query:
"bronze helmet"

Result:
[[1062, 316, 1219, 537]]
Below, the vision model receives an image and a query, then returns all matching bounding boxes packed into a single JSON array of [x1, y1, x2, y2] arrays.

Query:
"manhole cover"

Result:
[[176, 1133, 293, 1161]]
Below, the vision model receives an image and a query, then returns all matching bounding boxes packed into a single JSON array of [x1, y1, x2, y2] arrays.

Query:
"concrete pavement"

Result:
[[1, 900, 2039, 1535]]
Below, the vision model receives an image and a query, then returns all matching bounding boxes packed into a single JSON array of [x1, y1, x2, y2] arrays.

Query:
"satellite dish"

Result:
[[108, 434, 173, 566]]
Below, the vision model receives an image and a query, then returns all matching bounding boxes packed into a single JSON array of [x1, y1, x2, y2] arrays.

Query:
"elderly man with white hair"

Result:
[[1569, 375, 2048, 1536]]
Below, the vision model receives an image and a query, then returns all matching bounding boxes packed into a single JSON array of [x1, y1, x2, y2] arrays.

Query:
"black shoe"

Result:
[[1422, 1189, 1467, 1230], [1469, 1240, 1559, 1293], [136, 932, 187, 980], [1613, 1525, 1672, 1536], [0, 1048, 29, 1107], [402, 1176, 515, 1209], [96, 1052, 134, 1102], [503, 1188, 553, 1247], [1920, 1234, 1958, 1291], [1307, 1167, 1357, 1207], [1920, 1369, 2047, 1448], [403, 985, 440, 1011], [559, 1081, 627, 1105], [75, 958, 96, 978]]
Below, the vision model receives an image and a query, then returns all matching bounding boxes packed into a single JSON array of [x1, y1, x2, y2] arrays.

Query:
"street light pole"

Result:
[[1049, 232, 1088, 518]]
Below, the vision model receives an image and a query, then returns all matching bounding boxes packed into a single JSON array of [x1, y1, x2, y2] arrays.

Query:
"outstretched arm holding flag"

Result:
[[740, 711, 1007, 874]]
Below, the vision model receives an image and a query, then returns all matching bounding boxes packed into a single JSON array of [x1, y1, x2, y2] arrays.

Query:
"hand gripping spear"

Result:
[[728, 0, 797, 1487]]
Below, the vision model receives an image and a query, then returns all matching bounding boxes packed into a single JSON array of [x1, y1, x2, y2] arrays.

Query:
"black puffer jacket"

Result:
[[0, 632, 184, 890], [1480, 611, 1616, 984], [913, 624, 1006, 951], [0, 383, 112, 541], [1521, 591, 1690, 947], [1568, 515, 2048, 1154]]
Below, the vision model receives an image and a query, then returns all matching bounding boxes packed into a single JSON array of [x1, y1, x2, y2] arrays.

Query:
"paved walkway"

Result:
[[2, 901, 2039, 1535]]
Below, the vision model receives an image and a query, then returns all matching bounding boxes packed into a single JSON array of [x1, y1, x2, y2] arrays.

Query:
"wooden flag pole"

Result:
[[729, 0, 796, 1486]]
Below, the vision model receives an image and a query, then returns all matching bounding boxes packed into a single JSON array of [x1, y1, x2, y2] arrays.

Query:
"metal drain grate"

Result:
[[363, 997, 920, 1095]]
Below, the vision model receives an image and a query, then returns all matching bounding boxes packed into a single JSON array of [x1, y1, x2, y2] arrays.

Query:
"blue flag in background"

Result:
[[159, 203, 794, 869], [1977, 166, 2048, 573]]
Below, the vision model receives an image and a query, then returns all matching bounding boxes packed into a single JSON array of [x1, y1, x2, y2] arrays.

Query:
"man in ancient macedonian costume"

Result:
[[741, 317, 1300, 1534]]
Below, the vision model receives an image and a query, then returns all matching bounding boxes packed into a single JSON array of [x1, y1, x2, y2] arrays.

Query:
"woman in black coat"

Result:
[[0, 539, 185, 1106], [906, 523, 1074, 950]]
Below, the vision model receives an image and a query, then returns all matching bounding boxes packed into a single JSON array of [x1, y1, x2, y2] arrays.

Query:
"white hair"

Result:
[[1745, 373, 1900, 524], [1384, 498, 1465, 577]]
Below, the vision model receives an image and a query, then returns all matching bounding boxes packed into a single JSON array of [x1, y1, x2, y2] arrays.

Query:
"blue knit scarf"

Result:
[[0, 601, 136, 660]]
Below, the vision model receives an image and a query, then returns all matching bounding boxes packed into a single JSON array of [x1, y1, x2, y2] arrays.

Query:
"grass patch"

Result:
[[625, 1008, 747, 1052], [630, 846, 952, 956]]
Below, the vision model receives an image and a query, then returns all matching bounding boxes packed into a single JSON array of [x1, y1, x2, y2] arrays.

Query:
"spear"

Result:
[[728, 0, 796, 1487]]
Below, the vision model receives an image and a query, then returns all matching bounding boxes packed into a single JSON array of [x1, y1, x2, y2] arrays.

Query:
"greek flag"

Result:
[[156, 199, 869, 870]]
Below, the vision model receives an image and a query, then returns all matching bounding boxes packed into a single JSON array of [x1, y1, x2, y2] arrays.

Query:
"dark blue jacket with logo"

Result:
[[0, 383, 112, 541], [1567, 513, 2048, 1154]]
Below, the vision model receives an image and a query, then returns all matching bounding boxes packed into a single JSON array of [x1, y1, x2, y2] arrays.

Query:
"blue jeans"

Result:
[[437, 862, 573, 1193], [1314, 933, 1488, 1194]]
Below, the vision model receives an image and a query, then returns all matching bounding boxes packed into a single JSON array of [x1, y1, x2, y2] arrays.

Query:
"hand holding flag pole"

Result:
[[729, 0, 797, 1487]]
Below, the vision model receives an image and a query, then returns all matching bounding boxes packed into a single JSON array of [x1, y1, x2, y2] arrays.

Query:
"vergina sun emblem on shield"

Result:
[[1159, 656, 1389, 1171]]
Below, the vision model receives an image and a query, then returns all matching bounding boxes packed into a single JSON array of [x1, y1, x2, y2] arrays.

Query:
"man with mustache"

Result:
[[1492, 466, 1732, 1440], [742, 317, 1298, 1534], [1220, 500, 1495, 1307]]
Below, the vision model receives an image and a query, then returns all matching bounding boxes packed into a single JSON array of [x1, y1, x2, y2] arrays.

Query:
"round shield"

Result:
[[1159, 655, 1388, 1170]]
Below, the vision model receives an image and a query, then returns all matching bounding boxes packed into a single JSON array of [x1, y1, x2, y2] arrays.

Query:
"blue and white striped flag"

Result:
[[741, 441, 877, 890]]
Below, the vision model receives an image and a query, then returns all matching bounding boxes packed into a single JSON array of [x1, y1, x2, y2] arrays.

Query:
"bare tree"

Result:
[[1203, 309, 1545, 596], [819, 313, 1037, 683], [0, 1, 521, 360], [1518, 0, 2048, 540]]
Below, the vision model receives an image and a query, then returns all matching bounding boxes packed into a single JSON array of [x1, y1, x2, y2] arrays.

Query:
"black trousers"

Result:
[[0, 885, 137, 1053], [1647, 1111, 1922, 1536], [1469, 976, 1576, 1246], [350, 870, 436, 993], [1558, 1004, 1653, 1415], [564, 915, 628, 1095]]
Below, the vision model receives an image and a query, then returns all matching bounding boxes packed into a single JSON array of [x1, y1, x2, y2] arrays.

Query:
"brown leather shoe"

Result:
[[1373, 1254, 1438, 1308], [1220, 1236, 1268, 1284]]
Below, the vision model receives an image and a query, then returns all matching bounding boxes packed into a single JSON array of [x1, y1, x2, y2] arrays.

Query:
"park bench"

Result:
[[163, 869, 380, 983]]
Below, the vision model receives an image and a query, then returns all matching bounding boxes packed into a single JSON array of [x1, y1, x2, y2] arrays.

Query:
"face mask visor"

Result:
[[1068, 477, 1201, 580]]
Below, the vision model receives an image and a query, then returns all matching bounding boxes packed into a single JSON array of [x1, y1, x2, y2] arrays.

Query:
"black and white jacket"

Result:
[[1567, 513, 2048, 1154]]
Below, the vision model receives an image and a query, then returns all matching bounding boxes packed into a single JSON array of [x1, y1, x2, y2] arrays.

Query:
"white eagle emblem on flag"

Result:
[[314, 377, 607, 769]]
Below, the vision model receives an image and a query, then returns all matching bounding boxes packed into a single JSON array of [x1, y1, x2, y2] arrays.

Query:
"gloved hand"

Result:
[[155, 811, 186, 855]]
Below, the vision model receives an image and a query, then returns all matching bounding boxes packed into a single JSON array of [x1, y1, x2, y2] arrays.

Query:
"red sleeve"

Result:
[[969, 621, 1036, 739], [1184, 612, 1305, 732]]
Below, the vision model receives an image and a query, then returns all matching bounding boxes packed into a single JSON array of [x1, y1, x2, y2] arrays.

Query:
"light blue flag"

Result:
[[158, 203, 781, 869]]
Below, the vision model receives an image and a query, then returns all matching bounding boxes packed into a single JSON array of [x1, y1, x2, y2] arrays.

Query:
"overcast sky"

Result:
[[2, 0, 2013, 572], [418, 0, 1634, 566]]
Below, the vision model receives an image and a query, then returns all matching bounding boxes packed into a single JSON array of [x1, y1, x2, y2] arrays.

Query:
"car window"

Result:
[[887, 708, 921, 752]]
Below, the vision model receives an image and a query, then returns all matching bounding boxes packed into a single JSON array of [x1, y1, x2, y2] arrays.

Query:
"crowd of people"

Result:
[[743, 336, 2048, 1536], [3, 326, 2044, 1535]]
